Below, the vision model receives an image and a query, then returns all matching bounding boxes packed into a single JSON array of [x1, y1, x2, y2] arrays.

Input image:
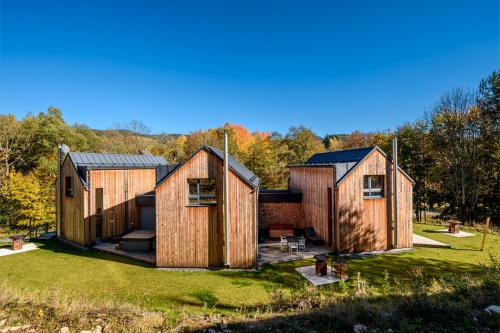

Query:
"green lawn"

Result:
[[0, 223, 498, 321]]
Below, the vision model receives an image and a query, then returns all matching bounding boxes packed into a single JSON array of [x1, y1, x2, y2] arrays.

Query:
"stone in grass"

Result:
[[60, 328, 69, 333], [0, 320, 5, 327], [484, 305, 500, 314], [353, 324, 368, 333]]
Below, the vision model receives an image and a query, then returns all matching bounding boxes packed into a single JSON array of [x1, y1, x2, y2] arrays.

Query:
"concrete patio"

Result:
[[93, 242, 156, 264], [258, 241, 332, 265]]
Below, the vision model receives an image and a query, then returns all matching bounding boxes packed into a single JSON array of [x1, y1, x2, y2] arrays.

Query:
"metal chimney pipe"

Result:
[[223, 131, 231, 267], [392, 137, 398, 248]]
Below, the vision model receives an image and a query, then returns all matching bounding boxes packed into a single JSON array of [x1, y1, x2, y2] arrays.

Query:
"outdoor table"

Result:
[[448, 221, 461, 234], [314, 254, 328, 276], [9, 235, 24, 251]]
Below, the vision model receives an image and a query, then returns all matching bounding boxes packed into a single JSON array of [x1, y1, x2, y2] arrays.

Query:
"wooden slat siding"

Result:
[[337, 150, 388, 253], [126, 169, 157, 230], [396, 167, 413, 248], [288, 166, 335, 245], [156, 149, 224, 268], [337, 150, 414, 253], [60, 158, 87, 246], [156, 148, 257, 268], [228, 171, 257, 268], [88, 168, 157, 243]]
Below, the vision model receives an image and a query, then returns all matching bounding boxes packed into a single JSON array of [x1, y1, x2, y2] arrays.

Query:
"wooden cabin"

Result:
[[283, 146, 413, 253], [155, 145, 259, 269], [57, 145, 259, 269], [57, 152, 170, 248]]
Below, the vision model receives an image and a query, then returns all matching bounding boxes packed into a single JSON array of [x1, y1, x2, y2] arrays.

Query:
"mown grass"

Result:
[[0, 223, 498, 328]]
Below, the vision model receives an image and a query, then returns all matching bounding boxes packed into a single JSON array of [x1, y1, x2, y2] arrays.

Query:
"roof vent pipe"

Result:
[[56, 144, 70, 237], [392, 137, 398, 248], [223, 131, 231, 267]]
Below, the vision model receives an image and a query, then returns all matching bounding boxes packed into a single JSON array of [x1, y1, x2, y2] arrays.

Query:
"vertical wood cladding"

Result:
[[288, 166, 335, 246], [59, 156, 157, 247], [337, 150, 413, 252], [155, 148, 257, 268]]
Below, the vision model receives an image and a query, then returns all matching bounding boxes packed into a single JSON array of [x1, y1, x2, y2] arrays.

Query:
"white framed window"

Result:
[[363, 175, 384, 198], [187, 178, 217, 205]]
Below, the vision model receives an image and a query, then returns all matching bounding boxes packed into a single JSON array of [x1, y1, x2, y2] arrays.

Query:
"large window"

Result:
[[187, 178, 217, 205], [65, 176, 74, 197], [363, 175, 384, 198]]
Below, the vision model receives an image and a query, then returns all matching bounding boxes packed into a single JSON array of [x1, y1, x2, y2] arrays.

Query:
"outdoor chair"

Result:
[[280, 236, 288, 250], [298, 237, 307, 252], [304, 227, 325, 245], [289, 241, 299, 254]]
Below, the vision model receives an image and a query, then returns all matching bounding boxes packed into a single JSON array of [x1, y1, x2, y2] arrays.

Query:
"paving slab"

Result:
[[435, 229, 475, 237], [93, 242, 156, 264], [0, 243, 38, 256], [413, 233, 451, 248], [295, 265, 343, 286]]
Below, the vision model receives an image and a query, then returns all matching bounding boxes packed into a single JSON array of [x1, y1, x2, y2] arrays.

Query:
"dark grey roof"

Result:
[[294, 146, 414, 185], [306, 147, 375, 164], [67, 152, 168, 185], [156, 145, 260, 189]]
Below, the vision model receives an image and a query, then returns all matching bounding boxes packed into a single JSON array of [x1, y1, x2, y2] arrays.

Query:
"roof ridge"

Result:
[[313, 146, 375, 155]]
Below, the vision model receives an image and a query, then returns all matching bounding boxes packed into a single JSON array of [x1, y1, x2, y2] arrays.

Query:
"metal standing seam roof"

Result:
[[155, 145, 260, 189], [67, 152, 169, 185], [295, 146, 414, 185], [305, 146, 375, 164]]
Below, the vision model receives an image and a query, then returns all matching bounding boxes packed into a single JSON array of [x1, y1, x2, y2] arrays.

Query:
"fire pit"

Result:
[[9, 235, 24, 251], [314, 254, 328, 276], [448, 220, 461, 234]]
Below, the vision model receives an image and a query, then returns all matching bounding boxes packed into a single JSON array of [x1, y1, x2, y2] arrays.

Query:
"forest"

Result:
[[0, 71, 498, 234]]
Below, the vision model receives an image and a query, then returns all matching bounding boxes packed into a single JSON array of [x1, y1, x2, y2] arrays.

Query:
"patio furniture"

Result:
[[280, 236, 288, 250], [314, 254, 328, 276], [298, 237, 307, 252], [9, 235, 24, 251], [304, 227, 325, 245], [448, 220, 461, 234], [287, 236, 299, 254]]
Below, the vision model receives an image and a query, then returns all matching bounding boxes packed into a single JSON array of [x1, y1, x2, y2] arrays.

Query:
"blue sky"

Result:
[[1, 1, 498, 135]]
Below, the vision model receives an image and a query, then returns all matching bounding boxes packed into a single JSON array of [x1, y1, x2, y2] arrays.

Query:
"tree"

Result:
[[284, 126, 324, 164], [430, 88, 484, 222], [0, 114, 33, 181], [0, 170, 53, 235]]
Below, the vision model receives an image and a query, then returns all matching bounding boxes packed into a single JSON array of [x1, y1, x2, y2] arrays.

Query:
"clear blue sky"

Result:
[[1, 1, 498, 135]]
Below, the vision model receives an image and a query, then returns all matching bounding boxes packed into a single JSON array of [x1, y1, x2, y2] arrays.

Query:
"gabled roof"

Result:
[[291, 146, 414, 185], [66, 152, 168, 185], [155, 145, 260, 189]]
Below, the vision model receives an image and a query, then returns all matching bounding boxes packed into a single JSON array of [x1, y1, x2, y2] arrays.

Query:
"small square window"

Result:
[[65, 176, 74, 197], [187, 178, 217, 205], [363, 175, 384, 198]]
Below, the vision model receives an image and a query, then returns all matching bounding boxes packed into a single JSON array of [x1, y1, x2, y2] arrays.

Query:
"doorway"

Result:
[[95, 188, 103, 241]]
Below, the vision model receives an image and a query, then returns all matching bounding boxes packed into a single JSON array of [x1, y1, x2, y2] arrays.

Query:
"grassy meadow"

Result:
[[0, 222, 499, 331]]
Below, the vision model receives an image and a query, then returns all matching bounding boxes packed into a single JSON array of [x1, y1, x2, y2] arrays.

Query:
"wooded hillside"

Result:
[[0, 71, 498, 234]]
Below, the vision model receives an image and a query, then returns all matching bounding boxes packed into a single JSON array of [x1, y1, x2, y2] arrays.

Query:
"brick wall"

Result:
[[258, 202, 302, 228]]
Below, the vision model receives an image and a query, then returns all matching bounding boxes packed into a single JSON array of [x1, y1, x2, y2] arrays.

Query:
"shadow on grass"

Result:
[[34, 239, 154, 268], [193, 281, 500, 332]]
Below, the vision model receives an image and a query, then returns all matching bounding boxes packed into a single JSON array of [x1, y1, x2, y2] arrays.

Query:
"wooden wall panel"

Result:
[[337, 150, 414, 253], [156, 149, 224, 268], [89, 168, 157, 242], [60, 158, 87, 246], [337, 150, 388, 253], [156, 148, 257, 268], [288, 166, 335, 246]]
